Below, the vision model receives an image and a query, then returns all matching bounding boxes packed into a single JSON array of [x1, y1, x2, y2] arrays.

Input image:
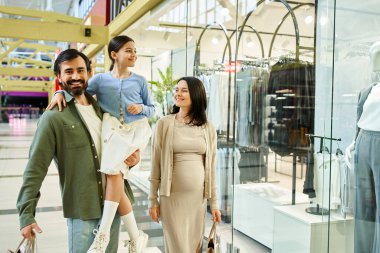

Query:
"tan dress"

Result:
[[160, 121, 207, 253]]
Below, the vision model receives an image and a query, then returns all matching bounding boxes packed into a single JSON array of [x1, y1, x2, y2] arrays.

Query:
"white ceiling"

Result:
[[124, 0, 316, 59], [0, 0, 73, 15], [0, 0, 317, 60]]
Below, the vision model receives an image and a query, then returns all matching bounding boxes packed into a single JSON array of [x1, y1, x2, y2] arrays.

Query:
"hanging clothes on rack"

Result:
[[238, 146, 268, 183], [313, 150, 341, 210], [216, 146, 241, 221], [266, 59, 315, 156], [303, 135, 352, 216], [198, 73, 212, 98], [338, 150, 354, 217], [303, 143, 316, 198], [236, 64, 270, 147], [206, 72, 235, 132]]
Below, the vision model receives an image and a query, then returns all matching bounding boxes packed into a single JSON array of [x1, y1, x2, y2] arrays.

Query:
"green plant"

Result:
[[148, 65, 177, 115]]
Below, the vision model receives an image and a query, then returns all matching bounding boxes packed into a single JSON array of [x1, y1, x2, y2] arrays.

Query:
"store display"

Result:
[[266, 59, 315, 156]]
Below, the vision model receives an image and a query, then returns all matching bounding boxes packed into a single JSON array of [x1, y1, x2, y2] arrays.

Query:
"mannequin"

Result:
[[346, 41, 380, 253]]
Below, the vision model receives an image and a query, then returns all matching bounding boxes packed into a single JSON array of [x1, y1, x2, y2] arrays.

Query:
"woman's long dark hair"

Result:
[[108, 35, 134, 71], [172, 77, 207, 126]]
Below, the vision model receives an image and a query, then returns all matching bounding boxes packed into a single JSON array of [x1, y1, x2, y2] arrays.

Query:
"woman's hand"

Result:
[[47, 92, 66, 112], [211, 209, 222, 223], [127, 104, 143, 115], [149, 206, 160, 223]]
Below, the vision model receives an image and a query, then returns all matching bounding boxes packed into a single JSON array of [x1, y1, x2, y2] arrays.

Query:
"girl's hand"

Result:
[[47, 92, 66, 112], [124, 149, 140, 167], [127, 104, 143, 115]]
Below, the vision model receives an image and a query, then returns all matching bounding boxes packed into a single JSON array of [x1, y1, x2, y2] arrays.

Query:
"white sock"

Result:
[[121, 212, 139, 240], [98, 200, 119, 233]]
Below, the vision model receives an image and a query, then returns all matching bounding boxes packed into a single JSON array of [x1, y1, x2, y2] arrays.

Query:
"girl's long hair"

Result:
[[108, 35, 134, 71]]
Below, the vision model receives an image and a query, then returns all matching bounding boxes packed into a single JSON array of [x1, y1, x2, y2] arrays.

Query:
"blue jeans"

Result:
[[67, 214, 121, 253]]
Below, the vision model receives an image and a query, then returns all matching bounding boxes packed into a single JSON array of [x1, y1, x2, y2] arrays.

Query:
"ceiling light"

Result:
[[246, 36, 254, 47], [302, 7, 314, 24], [305, 15, 314, 24], [212, 37, 219, 45], [146, 25, 181, 33], [221, 8, 229, 17], [212, 34, 222, 45]]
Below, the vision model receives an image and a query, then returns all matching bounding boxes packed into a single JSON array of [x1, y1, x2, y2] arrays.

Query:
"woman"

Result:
[[148, 76, 221, 253]]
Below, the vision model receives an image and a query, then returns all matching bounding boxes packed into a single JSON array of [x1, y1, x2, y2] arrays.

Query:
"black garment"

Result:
[[303, 144, 316, 198], [267, 60, 315, 156]]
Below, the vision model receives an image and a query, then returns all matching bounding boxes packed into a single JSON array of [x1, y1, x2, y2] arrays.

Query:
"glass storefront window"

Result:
[[318, 0, 380, 252], [112, 0, 379, 251]]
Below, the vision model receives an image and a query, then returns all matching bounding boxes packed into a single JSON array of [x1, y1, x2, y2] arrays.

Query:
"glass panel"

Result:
[[233, 0, 317, 252], [325, 0, 380, 252], [110, 1, 373, 252], [187, 0, 238, 251]]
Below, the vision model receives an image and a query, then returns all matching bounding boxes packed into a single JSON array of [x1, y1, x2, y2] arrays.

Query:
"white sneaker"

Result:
[[124, 230, 148, 253], [87, 229, 110, 253]]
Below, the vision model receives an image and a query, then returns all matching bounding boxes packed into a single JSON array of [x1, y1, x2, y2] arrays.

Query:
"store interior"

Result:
[[111, 1, 352, 253]]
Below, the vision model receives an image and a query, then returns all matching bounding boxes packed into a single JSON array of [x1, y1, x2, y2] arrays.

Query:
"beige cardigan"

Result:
[[149, 114, 219, 210]]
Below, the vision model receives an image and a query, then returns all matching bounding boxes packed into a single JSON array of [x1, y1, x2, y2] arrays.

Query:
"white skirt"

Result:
[[100, 113, 152, 178]]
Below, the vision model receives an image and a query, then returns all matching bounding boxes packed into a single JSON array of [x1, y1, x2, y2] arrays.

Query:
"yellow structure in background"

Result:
[[0, 0, 163, 99]]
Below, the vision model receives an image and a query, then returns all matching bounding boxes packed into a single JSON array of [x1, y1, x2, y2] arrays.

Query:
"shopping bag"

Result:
[[206, 222, 220, 253], [8, 236, 37, 253]]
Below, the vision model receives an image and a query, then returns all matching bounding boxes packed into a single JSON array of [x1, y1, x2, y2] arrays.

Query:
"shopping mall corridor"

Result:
[[0, 115, 271, 253], [0, 116, 163, 252]]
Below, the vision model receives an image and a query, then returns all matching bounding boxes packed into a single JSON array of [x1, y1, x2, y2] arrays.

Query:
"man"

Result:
[[17, 49, 139, 253]]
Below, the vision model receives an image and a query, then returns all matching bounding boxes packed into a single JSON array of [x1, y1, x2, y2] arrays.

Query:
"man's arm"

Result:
[[17, 112, 56, 230]]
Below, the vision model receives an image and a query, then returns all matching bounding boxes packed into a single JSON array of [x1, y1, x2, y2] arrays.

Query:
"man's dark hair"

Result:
[[172, 76, 207, 126], [53, 49, 91, 75]]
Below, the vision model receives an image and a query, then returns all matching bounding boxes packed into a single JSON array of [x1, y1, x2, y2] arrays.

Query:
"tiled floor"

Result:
[[0, 115, 310, 253], [0, 117, 162, 253]]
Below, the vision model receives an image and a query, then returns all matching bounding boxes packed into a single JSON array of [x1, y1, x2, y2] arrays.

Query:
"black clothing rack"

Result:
[[306, 134, 341, 153], [303, 134, 341, 215]]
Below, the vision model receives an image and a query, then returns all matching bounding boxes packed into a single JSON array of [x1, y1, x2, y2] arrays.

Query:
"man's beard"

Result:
[[61, 79, 88, 97]]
